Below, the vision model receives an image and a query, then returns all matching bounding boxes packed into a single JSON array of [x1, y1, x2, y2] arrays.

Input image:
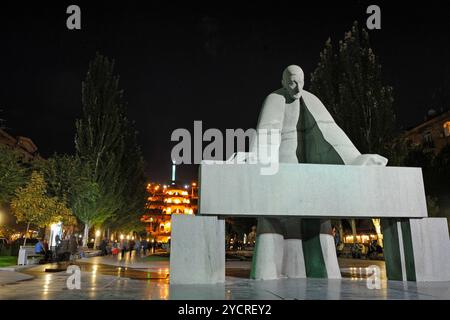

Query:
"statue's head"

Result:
[[281, 65, 304, 100]]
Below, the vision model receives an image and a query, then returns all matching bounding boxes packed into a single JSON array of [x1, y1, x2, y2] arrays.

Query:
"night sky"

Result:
[[1, 1, 449, 182]]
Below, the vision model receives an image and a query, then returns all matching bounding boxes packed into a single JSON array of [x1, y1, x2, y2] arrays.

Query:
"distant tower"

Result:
[[171, 160, 176, 184]]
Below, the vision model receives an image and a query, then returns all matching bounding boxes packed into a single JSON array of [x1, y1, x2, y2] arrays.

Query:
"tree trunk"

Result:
[[372, 218, 383, 247], [24, 222, 30, 246], [350, 219, 357, 243], [83, 222, 90, 247]]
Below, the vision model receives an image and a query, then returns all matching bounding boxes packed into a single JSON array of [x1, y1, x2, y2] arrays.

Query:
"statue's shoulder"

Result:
[[262, 89, 286, 106], [301, 90, 335, 122], [301, 90, 322, 104]]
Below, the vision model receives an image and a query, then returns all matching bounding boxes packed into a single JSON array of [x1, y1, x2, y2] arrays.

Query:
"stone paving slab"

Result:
[[0, 271, 34, 286], [1, 256, 449, 300]]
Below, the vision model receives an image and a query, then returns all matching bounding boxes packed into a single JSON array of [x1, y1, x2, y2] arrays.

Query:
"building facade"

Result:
[[402, 109, 450, 154], [0, 128, 41, 161]]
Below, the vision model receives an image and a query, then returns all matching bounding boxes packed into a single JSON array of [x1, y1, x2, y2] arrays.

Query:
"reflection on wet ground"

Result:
[[23, 261, 169, 281], [338, 258, 387, 281], [1, 255, 449, 300]]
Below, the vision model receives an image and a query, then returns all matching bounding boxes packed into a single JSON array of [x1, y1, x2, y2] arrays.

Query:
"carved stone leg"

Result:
[[282, 217, 306, 278], [383, 217, 450, 281], [170, 215, 225, 284], [302, 219, 341, 279], [251, 217, 284, 280], [319, 220, 341, 279]]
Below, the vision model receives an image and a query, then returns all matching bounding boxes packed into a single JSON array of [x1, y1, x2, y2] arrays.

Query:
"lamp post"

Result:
[[191, 182, 196, 198]]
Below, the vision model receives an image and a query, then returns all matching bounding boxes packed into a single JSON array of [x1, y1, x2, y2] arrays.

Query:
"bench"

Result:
[[17, 246, 44, 265]]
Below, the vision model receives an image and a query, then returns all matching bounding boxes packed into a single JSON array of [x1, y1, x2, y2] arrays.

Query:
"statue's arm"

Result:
[[302, 91, 387, 166], [249, 93, 285, 160], [255, 93, 286, 131]]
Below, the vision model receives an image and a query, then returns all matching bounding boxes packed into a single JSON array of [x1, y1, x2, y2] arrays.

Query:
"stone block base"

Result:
[[170, 215, 225, 284]]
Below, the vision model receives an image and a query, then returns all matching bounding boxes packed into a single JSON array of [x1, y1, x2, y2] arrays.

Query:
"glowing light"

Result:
[[192, 182, 196, 186], [126, 235, 130, 240], [120, 234, 124, 240], [95, 230, 101, 237], [444, 121, 450, 137]]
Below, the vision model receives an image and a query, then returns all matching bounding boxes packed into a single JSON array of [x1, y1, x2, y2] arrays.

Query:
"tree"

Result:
[[34, 155, 101, 246], [0, 145, 29, 205], [310, 21, 396, 155], [10, 171, 73, 245], [75, 53, 146, 240]]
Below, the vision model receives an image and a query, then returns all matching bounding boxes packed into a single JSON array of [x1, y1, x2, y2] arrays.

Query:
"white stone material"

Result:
[[319, 234, 341, 279], [397, 221, 408, 282], [410, 218, 450, 281], [170, 215, 225, 284], [252, 233, 284, 280], [282, 239, 306, 278], [199, 162, 427, 218]]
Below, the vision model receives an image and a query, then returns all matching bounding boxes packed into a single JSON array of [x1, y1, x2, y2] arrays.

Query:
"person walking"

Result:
[[69, 234, 78, 262], [134, 239, 141, 257], [99, 238, 108, 256], [141, 239, 148, 256], [120, 239, 128, 259], [129, 239, 135, 257]]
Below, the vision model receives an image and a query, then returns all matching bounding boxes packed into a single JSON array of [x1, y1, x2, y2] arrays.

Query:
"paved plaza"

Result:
[[0, 254, 449, 300]]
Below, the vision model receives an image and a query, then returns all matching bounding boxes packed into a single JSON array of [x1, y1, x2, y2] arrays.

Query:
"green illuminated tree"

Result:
[[75, 53, 146, 241], [11, 171, 74, 245], [34, 155, 101, 246]]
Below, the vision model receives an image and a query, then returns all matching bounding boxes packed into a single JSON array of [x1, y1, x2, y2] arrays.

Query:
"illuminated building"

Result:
[[401, 109, 450, 155], [141, 163, 198, 243]]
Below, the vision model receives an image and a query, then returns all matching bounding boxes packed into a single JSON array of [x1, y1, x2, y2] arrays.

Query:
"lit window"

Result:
[[444, 121, 450, 137]]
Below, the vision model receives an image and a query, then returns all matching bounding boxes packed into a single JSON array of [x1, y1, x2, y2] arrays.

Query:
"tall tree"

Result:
[[0, 145, 29, 205], [310, 21, 396, 155], [75, 53, 146, 241]]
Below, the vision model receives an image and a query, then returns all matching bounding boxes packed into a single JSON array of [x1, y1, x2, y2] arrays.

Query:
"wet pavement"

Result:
[[0, 254, 449, 300]]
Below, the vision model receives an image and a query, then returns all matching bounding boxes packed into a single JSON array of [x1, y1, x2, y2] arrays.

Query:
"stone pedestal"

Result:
[[410, 218, 450, 281], [170, 215, 225, 284], [382, 217, 450, 282]]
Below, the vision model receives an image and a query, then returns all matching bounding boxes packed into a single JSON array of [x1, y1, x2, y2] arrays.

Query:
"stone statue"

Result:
[[250, 65, 387, 280]]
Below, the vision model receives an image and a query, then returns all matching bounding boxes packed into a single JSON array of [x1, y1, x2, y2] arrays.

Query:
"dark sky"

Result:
[[1, 1, 449, 182]]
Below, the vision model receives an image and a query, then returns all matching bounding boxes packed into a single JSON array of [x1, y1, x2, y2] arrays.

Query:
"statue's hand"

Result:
[[350, 154, 388, 166]]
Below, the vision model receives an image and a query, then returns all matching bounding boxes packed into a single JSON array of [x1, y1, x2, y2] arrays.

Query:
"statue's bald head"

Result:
[[281, 65, 304, 100]]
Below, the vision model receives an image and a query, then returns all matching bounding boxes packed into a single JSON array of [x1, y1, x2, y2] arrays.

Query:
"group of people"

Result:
[[98, 237, 153, 258], [34, 234, 78, 263]]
